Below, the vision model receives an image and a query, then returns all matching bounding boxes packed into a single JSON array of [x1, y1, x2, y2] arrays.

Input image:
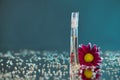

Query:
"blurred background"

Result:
[[0, 0, 120, 52]]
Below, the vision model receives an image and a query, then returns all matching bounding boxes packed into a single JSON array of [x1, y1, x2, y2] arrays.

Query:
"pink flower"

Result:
[[78, 43, 102, 66], [78, 67, 101, 80]]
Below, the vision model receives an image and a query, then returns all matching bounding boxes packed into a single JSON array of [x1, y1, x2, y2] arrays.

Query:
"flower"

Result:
[[79, 67, 101, 80], [83, 69, 93, 79], [78, 43, 102, 66]]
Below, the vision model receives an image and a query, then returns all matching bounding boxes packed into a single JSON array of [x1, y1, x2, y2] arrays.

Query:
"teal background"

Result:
[[0, 0, 120, 51]]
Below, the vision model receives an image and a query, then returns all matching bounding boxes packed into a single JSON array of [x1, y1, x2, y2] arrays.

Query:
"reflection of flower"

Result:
[[70, 53, 74, 63], [83, 69, 93, 79], [78, 43, 102, 66], [79, 67, 100, 80]]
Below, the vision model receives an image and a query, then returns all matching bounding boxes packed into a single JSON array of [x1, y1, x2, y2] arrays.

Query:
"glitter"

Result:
[[0, 50, 120, 79]]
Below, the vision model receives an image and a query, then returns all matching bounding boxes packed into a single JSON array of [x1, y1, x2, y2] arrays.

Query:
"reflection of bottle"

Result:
[[70, 12, 79, 80]]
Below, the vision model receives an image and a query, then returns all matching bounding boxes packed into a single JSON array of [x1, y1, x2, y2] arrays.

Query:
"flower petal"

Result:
[[78, 43, 102, 66]]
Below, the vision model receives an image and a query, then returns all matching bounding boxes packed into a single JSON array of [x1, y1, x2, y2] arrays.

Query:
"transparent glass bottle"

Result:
[[70, 12, 80, 80]]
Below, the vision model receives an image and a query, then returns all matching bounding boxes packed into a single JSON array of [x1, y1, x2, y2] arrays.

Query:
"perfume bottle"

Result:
[[70, 12, 80, 80]]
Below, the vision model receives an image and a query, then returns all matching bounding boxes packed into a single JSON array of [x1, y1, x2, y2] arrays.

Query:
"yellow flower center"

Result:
[[84, 70, 93, 78], [84, 53, 94, 62]]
